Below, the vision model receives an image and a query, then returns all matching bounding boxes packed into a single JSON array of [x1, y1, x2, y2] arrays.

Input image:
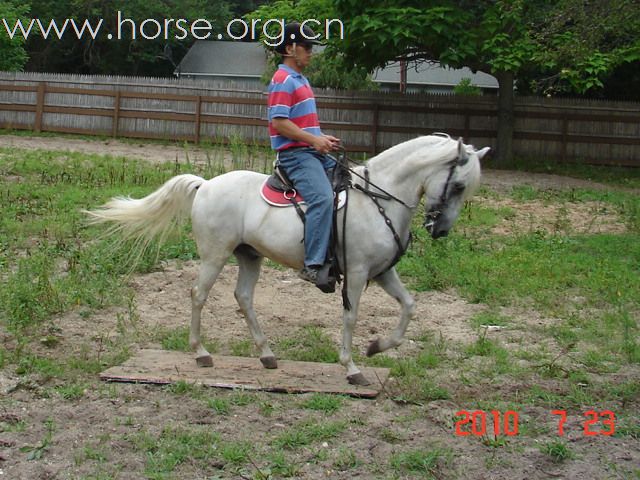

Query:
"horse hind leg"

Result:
[[191, 256, 228, 367], [234, 250, 277, 369], [367, 268, 416, 357]]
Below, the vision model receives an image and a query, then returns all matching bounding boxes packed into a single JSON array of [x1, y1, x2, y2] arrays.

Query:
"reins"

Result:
[[335, 147, 416, 210], [332, 148, 414, 310]]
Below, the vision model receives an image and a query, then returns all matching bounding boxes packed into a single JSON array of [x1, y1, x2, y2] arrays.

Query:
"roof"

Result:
[[175, 41, 498, 89], [372, 62, 498, 89], [176, 41, 268, 78]]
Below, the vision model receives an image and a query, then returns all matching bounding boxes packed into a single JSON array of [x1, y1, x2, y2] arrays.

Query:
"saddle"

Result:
[[260, 157, 352, 295], [260, 164, 347, 209]]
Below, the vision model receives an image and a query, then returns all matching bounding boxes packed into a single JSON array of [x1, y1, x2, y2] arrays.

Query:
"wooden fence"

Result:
[[0, 71, 639, 166]]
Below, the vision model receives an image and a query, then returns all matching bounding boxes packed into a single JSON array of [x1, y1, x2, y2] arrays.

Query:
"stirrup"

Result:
[[315, 263, 336, 293]]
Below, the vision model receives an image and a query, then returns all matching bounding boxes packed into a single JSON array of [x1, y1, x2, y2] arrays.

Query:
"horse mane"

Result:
[[366, 134, 481, 198], [366, 135, 459, 170]]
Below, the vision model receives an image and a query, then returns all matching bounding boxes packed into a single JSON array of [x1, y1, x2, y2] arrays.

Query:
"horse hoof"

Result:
[[260, 356, 278, 369], [366, 339, 382, 357], [347, 373, 371, 386], [196, 355, 213, 367]]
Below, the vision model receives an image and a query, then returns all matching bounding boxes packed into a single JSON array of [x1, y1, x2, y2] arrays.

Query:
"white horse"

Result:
[[87, 135, 489, 385]]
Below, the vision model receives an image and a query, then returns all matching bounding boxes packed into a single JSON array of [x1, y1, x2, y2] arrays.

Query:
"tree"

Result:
[[245, 0, 377, 89], [526, 0, 640, 95], [334, 0, 640, 165], [24, 0, 232, 75], [0, 0, 29, 71]]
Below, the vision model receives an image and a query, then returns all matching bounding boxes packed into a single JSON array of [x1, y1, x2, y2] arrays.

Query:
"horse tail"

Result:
[[84, 174, 205, 247]]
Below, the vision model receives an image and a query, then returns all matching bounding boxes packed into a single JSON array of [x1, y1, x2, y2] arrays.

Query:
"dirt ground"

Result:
[[0, 134, 638, 479]]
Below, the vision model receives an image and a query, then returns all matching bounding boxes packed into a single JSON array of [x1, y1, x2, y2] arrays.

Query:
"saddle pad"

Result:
[[260, 179, 347, 209]]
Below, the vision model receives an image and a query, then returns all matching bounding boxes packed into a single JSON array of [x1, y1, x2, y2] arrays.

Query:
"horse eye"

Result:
[[453, 182, 465, 193]]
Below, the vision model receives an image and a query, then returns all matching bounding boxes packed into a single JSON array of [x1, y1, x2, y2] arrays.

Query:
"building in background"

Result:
[[175, 41, 498, 94]]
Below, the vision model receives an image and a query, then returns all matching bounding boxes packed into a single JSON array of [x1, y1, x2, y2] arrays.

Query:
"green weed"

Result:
[[276, 326, 339, 363], [129, 426, 220, 477], [390, 446, 453, 477], [540, 440, 573, 462], [274, 420, 347, 450], [300, 393, 344, 414]]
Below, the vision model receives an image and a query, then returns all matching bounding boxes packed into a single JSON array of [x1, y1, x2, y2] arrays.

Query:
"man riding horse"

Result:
[[267, 22, 341, 287]]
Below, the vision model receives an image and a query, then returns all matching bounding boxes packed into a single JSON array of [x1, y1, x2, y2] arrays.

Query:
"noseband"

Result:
[[424, 162, 458, 231]]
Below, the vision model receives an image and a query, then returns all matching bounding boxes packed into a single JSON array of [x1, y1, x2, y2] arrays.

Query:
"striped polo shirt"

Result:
[[267, 64, 322, 151]]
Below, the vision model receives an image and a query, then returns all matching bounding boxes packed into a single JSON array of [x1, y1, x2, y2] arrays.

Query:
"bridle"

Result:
[[332, 143, 463, 310], [424, 161, 458, 232]]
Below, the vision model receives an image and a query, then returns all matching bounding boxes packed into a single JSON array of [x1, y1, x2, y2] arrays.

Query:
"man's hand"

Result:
[[272, 118, 341, 154], [311, 135, 341, 154]]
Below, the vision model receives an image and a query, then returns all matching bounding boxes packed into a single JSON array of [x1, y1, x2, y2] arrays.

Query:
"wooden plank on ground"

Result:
[[100, 349, 390, 398]]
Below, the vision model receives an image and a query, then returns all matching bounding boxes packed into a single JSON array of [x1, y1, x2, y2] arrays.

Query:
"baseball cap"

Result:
[[274, 22, 322, 54]]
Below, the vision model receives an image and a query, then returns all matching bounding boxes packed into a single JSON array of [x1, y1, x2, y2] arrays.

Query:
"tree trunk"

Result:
[[495, 70, 514, 167]]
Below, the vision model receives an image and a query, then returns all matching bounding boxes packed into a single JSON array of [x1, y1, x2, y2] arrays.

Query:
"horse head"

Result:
[[424, 138, 490, 239]]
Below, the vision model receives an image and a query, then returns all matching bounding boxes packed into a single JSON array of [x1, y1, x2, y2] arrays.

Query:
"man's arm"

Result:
[[272, 118, 340, 154]]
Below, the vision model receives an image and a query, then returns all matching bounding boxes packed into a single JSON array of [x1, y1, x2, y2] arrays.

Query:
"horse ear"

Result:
[[476, 147, 491, 161], [457, 138, 469, 166]]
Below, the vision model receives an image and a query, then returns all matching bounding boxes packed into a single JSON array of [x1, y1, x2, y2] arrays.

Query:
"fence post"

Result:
[[194, 96, 202, 144], [34, 82, 46, 133], [112, 91, 121, 138], [561, 115, 568, 163], [371, 103, 379, 155]]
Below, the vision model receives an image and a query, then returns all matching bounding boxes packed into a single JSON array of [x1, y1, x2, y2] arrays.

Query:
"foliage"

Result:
[[453, 78, 482, 96], [0, 0, 29, 70], [335, 0, 640, 95], [246, 0, 377, 89], [527, 0, 640, 94], [23, 0, 232, 75]]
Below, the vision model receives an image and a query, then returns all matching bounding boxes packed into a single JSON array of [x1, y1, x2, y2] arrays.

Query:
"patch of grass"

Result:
[[129, 426, 220, 477], [469, 311, 512, 330], [390, 446, 453, 478], [230, 389, 255, 406], [508, 159, 640, 190], [300, 393, 344, 414], [273, 420, 347, 450], [540, 440, 573, 462], [367, 349, 449, 404], [379, 428, 406, 444], [333, 448, 360, 471], [20, 418, 55, 461], [165, 380, 201, 396], [276, 326, 339, 363], [615, 413, 640, 439], [55, 382, 88, 400], [154, 326, 218, 355], [459, 203, 516, 231], [230, 339, 254, 357], [400, 228, 640, 316], [219, 440, 252, 465], [208, 397, 231, 415], [0, 148, 212, 335], [15, 354, 65, 378], [266, 451, 301, 478]]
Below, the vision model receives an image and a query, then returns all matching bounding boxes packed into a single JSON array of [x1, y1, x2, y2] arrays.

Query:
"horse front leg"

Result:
[[340, 271, 371, 386], [367, 267, 416, 357]]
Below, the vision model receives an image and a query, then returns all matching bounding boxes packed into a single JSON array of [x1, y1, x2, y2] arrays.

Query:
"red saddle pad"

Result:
[[260, 179, 305, 207]]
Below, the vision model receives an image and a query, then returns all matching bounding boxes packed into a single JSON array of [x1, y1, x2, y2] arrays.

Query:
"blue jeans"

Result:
[[277, 147, 336, 267]]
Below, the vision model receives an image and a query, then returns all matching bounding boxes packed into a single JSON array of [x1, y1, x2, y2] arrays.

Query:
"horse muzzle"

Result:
[[424, 209, 449, 239]]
